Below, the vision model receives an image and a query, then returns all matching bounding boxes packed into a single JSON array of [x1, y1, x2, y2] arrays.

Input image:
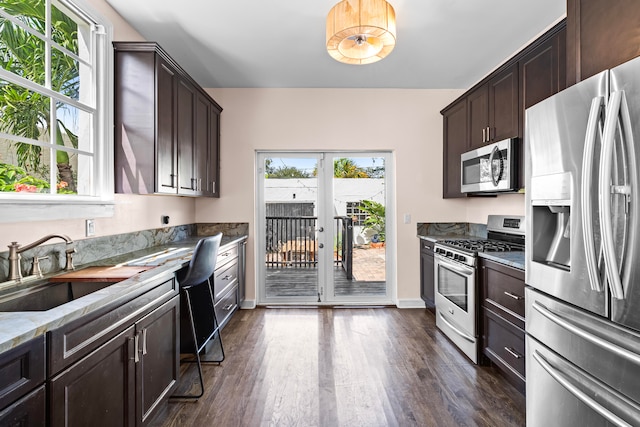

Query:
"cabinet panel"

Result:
[[214, 260, 238, 300], [136, 296, 179, 426], [489, 65, 519, 142], [208, 107, 221, 197], [195, 93, 210, 197], [177, 80, 196, 195], [467, 86, 489, 149], [156, 59, 178, 193], [419, 240, 435, 309], [0, 336, 45, 410], [49, 326, 136, 427], [567, 0, 640, 85], [0, 385, 46, 427], [215, 284, 238, 329], [481, 260, 525, 329], [482, 308, 525, 393], [442, 100, 467, 198]]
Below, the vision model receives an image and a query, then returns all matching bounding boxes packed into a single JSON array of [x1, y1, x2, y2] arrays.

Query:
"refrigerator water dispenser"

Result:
[[531, 205, 571, 270]]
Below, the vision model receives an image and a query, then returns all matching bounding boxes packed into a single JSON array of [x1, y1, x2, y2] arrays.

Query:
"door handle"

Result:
[[318, 243, 324, 249], [317, 227, 324, 232]]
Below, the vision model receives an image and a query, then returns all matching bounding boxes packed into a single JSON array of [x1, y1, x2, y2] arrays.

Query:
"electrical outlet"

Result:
[[161, 215, 170, 225], [403, 213, 411, 224], [86, 219, 95, 236]]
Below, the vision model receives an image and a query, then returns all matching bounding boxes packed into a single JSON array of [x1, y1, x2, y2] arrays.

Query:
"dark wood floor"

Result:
[[155, 307, 525, 427], [266, 267, 386, 298]]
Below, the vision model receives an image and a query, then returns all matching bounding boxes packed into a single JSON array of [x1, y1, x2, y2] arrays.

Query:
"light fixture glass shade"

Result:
[[326, 0, 396, 65]]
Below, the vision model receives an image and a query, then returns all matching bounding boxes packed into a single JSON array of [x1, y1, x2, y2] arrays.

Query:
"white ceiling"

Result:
[[104, 0, 565, 89]]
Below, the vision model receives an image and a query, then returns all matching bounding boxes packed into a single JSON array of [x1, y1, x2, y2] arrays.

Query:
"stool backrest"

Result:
[[180, 233, 223, 289]]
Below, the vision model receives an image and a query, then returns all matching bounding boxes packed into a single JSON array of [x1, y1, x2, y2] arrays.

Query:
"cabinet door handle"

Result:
[[142, 329, 148, 356], [504, 346, 522, 359], [423, 244, 431, 250], [223, 304, 234, 311], [504, 291, 523, 300], [487, 126, 491, 141], [134, 335, 140, 363], [482, 127, 486, 142]]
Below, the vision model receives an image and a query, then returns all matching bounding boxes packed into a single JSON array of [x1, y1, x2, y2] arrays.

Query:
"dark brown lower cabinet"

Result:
[[50, 325, 136, 427], [419, 240, 435, 310], [136, 296, 179, 425], [49, 295, 179, 427], [479, 258, 525, 393], [0, 385, 46, 427]]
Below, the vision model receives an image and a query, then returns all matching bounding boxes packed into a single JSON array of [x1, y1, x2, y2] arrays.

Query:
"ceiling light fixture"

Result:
[[326, 0, 396, 65]]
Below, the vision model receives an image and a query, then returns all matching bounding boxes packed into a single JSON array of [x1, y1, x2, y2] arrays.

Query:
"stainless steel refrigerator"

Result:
[[525, 55, 640, 427]]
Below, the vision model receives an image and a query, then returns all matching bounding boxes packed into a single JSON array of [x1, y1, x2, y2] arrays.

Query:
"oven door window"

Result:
[[437, 264, 468, 311]]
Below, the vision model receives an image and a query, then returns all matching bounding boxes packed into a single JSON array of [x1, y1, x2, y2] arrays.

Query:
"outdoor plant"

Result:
[[359, 200, 385, 242]]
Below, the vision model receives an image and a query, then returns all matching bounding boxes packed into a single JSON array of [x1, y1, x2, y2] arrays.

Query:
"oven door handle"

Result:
[[434, 253, 474, 276], [437, 311, 476, 343]]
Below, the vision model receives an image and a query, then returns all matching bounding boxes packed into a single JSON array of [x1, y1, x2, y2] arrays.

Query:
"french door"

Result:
[[256, 151, 393, 304]]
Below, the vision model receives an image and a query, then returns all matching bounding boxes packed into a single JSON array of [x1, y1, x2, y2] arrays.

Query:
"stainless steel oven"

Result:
[[433, 215, 525, 364], [434, 248, 478, 363], [461, 138, 518, 194]]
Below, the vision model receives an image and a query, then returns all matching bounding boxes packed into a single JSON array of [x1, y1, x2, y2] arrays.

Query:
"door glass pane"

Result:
[[264, 156, 319, 299], [331, 156, 386, 297]]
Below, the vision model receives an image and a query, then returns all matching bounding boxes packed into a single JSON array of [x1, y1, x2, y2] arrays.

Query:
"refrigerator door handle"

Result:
[[599, 90, 626, 300], [533, 300, 640, 365], [532, 350, 639, 427], [582, 96, 605, 292]]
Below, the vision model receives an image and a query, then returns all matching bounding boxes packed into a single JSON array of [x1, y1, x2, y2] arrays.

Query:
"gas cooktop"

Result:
[[436, 238, 524, 253]]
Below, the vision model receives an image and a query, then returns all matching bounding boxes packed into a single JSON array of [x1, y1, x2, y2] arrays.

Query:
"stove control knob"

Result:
[[446, 251, 453, 258], [458, 255, 466, 263]]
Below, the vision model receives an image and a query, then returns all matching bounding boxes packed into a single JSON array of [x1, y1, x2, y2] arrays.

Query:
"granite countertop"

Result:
[[478, 251, 525, 270], [0, 235, 247, 354]]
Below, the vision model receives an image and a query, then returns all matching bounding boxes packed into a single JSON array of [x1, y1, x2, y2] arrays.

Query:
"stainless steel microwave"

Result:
[[460, 138, 518, 194]]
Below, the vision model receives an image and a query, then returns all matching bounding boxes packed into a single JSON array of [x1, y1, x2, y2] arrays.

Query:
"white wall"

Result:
[[196, 88, 525, 305]]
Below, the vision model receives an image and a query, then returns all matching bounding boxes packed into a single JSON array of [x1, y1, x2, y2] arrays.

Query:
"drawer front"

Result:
[[482, 261, 525, 328], [483, 307, 525, 384], [216, 244, 238, 269], [214, 261, 238, 300], [0, 336, 45, 409], [0, 384, 46, 426], [214, 285, 238, 329], [48, 276, 177, 376]]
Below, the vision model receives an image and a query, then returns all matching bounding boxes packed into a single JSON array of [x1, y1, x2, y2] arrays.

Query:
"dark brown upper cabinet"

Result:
[[442, 99, 468, 199], [440, 20, 566, 198], [468, 66, 519, 151], [114, 42, 222, 197], [567, 0, 640, 86]]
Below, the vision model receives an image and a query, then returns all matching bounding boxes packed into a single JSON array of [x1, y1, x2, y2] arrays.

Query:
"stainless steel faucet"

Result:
[[7, 234, 75, 281]]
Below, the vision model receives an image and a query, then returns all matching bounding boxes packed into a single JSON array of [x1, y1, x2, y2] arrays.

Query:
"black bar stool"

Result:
[[171, 233, 223, 399]]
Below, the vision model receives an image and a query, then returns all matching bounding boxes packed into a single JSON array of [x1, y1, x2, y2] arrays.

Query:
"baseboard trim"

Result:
[[241, 299, 257, 309], [396, 299, 427, 309]]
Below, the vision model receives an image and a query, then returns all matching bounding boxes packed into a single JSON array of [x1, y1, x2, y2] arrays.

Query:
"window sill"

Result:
[[1, 199, 115, 223]]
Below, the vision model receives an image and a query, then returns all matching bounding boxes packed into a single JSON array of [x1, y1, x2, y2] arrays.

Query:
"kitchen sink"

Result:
[[0, 280, 117, 312]]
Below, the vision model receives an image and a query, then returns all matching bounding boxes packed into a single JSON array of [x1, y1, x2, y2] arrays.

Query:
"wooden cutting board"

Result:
[[49, 266, 154, 282]]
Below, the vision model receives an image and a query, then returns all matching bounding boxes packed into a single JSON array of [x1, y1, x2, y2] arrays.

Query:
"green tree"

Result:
[[359, 200, 386, 242], [0, 0, 79, 192], [333, 158, 369, 178]]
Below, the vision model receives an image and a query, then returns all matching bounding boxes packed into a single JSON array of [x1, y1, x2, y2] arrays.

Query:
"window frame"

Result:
[[0, 0, 114, 223]]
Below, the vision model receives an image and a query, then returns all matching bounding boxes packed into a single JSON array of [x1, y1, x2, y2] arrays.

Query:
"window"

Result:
[[0, 0, 112, 215], [346, 201, 367, 225]]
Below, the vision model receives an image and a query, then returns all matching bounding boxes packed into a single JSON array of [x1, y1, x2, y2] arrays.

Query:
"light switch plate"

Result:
[[86, 219, 95, 236], [403, 213, 411, 224]]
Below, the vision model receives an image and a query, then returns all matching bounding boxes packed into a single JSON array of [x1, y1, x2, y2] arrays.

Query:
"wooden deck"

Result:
[[266, 266, 386, 298]]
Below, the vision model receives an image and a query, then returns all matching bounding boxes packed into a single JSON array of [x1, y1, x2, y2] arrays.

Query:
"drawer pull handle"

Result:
[[223, 304, 234, 311], [220, 252, 230, 257], [504, 346, 522, 359], [504, 291, 523, 300], [134, 335, 140, 363], [142, 329, 148, 356], [222, 275, 232, 281]]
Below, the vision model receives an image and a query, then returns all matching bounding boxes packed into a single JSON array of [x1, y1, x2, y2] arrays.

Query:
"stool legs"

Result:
[[171, 278, 224, 399]]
